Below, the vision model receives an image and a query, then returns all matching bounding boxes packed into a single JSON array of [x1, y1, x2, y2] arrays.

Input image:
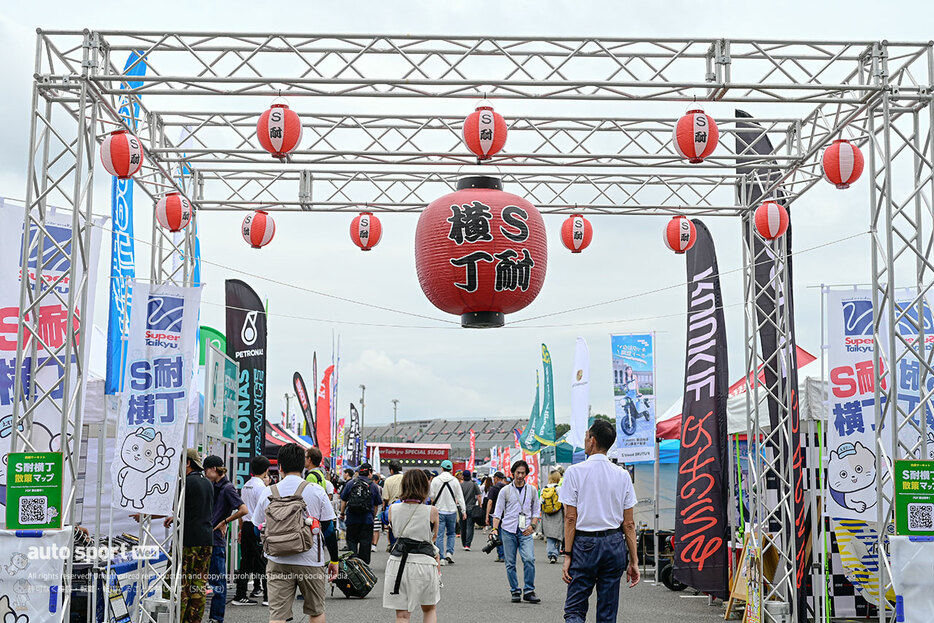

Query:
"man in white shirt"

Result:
[[233, 455, 270, 606], [490, 459, 542, 604], [251, 444, 340, 623], [429, 460, 466, 565], [559, 420, 640, 623]]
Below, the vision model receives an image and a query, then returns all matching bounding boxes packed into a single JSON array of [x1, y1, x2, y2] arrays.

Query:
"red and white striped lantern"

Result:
[[560, 214, 593, 253], [100, 130, 144, 179], [463, 105, 507, 160], [242, 210, 275, 248], [350, 212, 382, 251], [256, 103, 303, 158], [154, 193, 193, 232], [672, 108, 719, 164], [754, 201, 789, 240], [822, 139, 864, 189], [664, 216, 696, 254]]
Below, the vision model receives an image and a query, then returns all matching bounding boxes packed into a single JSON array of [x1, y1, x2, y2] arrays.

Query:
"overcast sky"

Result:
[[1, 2, 930, 428]]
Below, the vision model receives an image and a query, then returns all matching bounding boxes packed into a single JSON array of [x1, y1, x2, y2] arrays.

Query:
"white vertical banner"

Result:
[[111, 281, 202, 516], [568, 336, 590, 449], [0, 199, 104, 519], [371, 445, 381, 475], [0, 527, 71, 621]]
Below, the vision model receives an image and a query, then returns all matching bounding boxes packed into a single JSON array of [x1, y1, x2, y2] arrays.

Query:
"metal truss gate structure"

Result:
[[11, 32, 933, 623]]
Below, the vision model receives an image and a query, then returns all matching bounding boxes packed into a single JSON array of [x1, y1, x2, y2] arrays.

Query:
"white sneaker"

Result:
[[371, 544, 378, 552], [439, 558, 448, 566]]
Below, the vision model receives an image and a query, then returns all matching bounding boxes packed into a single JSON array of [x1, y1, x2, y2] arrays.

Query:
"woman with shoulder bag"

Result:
[[384, 470, 441, 623]]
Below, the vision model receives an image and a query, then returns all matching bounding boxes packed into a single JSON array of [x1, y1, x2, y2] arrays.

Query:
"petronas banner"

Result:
[[520, 370, 542, 454], [534, 343, 556, 446]]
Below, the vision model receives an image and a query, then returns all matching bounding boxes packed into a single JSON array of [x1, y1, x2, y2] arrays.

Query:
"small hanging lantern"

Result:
[[754, 201, 789, 240], [463, 105, 507, 161], [257, 103, 303, 158], [664, 216, 696, 254], [101, 130, 144, 179], [350, 212, 382, 251], [672, 107, 719, 164], [154, 193, 193, 233], [242, 210, 275, 248], [560, 214, 593, 253], [822, 139, 864, 189]]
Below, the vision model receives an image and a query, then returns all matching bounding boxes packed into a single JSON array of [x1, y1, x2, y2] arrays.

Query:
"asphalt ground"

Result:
[[222, 537, 726, 622]]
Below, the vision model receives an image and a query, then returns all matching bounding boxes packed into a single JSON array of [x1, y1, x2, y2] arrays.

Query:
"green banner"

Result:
[[520, 370, 542, 454], [6, 452, 63, 529], [199, 326, 226, 366], [534, 343, 556, 446], [894, 459, 934, 536]]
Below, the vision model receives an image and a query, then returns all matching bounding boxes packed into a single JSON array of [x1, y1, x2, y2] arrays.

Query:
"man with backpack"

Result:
[[540, 470, 565, 564], [339, 463, 382, 565], [250, 443, 339, 623], [305, 447, 335, 497], [429, 460, 467, 565]]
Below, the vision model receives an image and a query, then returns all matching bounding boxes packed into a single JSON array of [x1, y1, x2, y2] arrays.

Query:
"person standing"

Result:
[[540, 470, 564, 564], [382, 462, 404, 548], [429, 460, 466, 565], [459, 470, 481, 551], [372, 473, 384, 552], [233, 455, 271, 606], [251, 443, 340, 623], [202, 456, 248, 623], [167, 450, 214, 623], [485, 472, 507, 562], [339, 463, 382, 565], [383, 469, 441, 623], [559, 420, 640, 623], [490, 460, 541, 604], [305, 447, 335, 497]]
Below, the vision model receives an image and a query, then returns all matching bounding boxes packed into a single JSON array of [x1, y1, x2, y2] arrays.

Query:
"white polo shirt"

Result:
[[559, 453, 637, 531], [240, 476, 266, 517]]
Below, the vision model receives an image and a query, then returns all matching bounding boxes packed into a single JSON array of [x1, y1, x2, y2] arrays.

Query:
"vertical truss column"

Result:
[[743, 208, 798, 622], [868, 41, 934, 623], [12, 29, 101, 621]]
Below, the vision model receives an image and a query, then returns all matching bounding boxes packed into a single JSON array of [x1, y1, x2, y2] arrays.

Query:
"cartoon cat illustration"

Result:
[[3, 553, 28, 576], [11, 580, 30, 610], [116, 428, 176, 510], [0, 595, 28, 623], [828, 441, 877, 513]]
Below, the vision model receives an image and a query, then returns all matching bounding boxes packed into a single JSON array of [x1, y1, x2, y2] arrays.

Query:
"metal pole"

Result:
[[653, 437, 660, 584], [392, 399, 399, 440], [359, 384, 366, 435]]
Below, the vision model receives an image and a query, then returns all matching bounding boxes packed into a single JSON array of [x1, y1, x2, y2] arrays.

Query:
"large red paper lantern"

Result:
[[155, 193, 193, 233], [415, 176, 547, 328], [822, 139, 864, 189], [560, 214, 593, 253], [664, 216, 696, 254], [463, 105, 507, 161], [101, 130, 144, 179], [257, 103, 303, 158], [242, 210, 275, 248], [350, 212, 382, 251], [754, 201, 789, 240], [672, 108, 719, 164]]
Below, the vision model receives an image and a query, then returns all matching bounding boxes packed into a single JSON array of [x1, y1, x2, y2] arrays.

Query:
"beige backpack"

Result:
[[262, 481, 315, 557]]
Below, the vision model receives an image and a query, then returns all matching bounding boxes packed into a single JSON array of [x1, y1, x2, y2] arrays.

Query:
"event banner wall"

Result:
[[610, 333, 656, 463], [204, 345, 237, 444], [673, 220, 729, 599], [111, 282, 201, 516], [0, 200, 103, 520], [0, 527, 71, 622], [225, 279, 267, 488]]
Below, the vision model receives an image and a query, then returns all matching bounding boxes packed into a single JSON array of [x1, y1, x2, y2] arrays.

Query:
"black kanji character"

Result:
[[479, 129, 493, 141], [447, 201, 494, 245], [694, 131, 707, 143], [494, 249, 535, 292], [450, 251, 494, 292]]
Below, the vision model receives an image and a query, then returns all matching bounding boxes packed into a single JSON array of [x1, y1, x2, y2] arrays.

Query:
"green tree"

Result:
[[555, 423, 570, 438]]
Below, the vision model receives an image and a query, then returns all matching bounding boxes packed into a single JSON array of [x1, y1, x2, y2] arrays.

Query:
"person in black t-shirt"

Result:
[[163, 449, 214, 623], [485, 471, 507, 562]]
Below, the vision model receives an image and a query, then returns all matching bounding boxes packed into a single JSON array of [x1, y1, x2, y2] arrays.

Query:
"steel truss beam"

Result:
[[18, 31, 934, 623]]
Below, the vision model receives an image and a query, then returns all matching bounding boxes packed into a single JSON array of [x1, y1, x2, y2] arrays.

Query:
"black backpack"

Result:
[[346, 478, 372, 514]]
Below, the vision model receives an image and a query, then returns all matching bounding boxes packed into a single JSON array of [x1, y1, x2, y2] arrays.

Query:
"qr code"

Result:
[[19, 495, 48, 525], [908, 503, 934, 531]]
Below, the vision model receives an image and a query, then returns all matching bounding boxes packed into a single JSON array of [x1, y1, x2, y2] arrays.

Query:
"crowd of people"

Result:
[[171, 419, 639, 623]]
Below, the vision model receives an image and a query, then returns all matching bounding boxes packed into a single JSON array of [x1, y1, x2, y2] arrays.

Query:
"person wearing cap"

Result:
[[201, 456, 248, 623], [559, 420, 640, 623], [339, 462, 382, 565], [164, 449, 214, 623], [429, 460, 466, 565]]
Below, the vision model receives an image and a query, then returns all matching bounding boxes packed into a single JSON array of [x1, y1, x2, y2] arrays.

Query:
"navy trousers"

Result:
[[564, 531, 627, 623]]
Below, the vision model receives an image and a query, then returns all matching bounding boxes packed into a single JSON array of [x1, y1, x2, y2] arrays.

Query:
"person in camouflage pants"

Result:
[[181, 545, 212, 622]]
